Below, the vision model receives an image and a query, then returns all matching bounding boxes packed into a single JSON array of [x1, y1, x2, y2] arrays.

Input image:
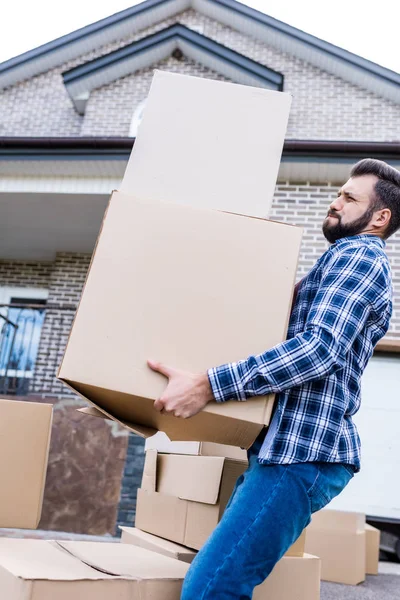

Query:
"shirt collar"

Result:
[[331, 234, 385, 249]]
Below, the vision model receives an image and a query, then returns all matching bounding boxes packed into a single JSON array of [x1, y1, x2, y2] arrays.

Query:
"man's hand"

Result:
[[147, 359, 214, 419]]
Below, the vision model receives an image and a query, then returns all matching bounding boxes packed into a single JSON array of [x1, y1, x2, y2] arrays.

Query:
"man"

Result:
[[148, 158, 400, 600]]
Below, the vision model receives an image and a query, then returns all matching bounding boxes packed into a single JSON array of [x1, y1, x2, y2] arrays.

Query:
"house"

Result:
[[0, 0, 399, 537]]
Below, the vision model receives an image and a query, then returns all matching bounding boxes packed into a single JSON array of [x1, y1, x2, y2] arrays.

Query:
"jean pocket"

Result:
[[308, 472, 331, 513], [307, 463, 354, 514]]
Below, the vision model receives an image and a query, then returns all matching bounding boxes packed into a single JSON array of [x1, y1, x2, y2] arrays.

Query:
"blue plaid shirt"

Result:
[[208, 234, 392, 471]]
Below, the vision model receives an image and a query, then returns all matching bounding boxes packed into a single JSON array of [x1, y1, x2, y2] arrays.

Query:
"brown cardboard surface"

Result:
[[308, 508, 365, 532], [0, 538, 188, 600], [145, 431, 248, 461], [287, 530, 306, 557], [135, 450, 246, 550], [305, 526, 366, 585], [120, 71, 291, 218], [120, 527, 197, 563], [157, 454, 227, 504], [253, 554, 320, 600], [135, 488, 219, 551], [0, 399, 52, 529], [58, 192, 301, 448], [365, 524, 380, 575]]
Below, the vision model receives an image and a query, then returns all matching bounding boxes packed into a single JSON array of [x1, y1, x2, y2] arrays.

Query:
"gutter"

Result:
[[0, 138, 399, 159]]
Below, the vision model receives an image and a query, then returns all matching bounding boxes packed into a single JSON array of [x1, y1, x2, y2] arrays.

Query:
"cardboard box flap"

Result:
[[76, 405, 156, 438], [157, 454, 227, 504], [142, 449, 157, 492], [57, 541, 189, 580], [0, 539, 109, 581], [310, 509, 365, 533], [119, 527, 191, 554], [120, 527, 196, 563], [144, 432, 248, 460]]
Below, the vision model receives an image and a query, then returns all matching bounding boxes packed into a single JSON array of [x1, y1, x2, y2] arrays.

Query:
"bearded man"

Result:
[[148, 158, 400, 600]]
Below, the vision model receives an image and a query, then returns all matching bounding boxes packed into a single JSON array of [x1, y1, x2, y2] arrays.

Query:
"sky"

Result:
[[0, 0, 398, 73]]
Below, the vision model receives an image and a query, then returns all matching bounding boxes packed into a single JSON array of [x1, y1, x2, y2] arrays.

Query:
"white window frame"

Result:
[[0, 287, 49, 379], [129, 99, 147, 138]]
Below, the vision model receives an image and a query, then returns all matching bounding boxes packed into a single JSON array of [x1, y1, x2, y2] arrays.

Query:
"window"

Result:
[[129, 99, 147, 138], [0, 288, 48, 395]]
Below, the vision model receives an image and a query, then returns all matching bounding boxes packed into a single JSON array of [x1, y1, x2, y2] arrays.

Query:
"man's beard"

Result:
[[322, 206, 374, 243]]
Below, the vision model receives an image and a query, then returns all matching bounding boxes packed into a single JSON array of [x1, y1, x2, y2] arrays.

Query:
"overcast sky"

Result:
[[0, 0, 398, 73]]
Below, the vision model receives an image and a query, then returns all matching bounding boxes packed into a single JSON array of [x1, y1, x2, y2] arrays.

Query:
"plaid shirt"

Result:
[[208, 234, 392, 471]]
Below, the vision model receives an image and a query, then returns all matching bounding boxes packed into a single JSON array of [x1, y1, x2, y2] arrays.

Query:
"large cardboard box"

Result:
[[0, 398, 52, 529], [305, 509, 366, 585], [120, 527, 307, 562], [253, 554, 320, 600], [0, 538, 188, 600], [145, 431, 248, 461], [58, 193, 302, 448], [135, 450, 247, 550], [120, 71, 292, 218], [365, 524, 380, 575]]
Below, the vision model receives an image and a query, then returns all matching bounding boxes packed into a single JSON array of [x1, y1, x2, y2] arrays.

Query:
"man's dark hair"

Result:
[[350, 158, 400, 239]]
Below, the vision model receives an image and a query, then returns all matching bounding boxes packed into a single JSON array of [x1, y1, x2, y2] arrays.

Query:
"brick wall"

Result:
[[1, 9, 399, 140], [32, 252, 91, 396], [0, 260, 51, 290], [81, 53, 230, 136]]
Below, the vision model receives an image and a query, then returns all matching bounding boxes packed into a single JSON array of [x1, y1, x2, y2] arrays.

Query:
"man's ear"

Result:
[[373, 208, 391, 229]]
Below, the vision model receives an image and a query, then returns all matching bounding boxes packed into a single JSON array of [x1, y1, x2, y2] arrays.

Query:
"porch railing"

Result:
[[0, 304, 75, 396]]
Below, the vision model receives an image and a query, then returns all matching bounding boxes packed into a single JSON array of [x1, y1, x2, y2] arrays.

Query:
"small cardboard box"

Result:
[[145, 431, 248, 461], [135, 450, 247, 550], [365, 524, 380, 575], [0, 398, 52, 529], [253, 554, 320, 600], [120, 527, 197, 563], [120, 71, 292, 218], [120, 527, 306, 561], [0, 538, 189, 599], [305, 509, 366, 585], [58, 193, 302, 449]]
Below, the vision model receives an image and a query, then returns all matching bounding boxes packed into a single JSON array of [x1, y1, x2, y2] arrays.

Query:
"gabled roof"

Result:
[[0, 0, 399, 103], [63, 24, 283, 113]]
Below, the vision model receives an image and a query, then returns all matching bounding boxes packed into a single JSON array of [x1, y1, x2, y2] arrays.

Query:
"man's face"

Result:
[[322, 174, 379, 243]]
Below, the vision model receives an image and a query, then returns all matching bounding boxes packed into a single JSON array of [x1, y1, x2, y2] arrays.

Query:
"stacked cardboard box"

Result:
[[135, 448, 247, 550], [58, 71, 303, 449], [0, 398, 52, 529], [305, 509, 367, 584], [306, 510, 382, 581], [54, 72, 311, 597], [365, 523, 380, 575], [0, 73, 310, 599], [126, 439, 321, 600]]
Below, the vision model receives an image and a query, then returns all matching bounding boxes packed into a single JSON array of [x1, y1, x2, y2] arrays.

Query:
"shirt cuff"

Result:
[[207, 361, 248, 402]]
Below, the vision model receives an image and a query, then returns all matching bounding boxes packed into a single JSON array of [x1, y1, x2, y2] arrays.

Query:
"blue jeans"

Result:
[[181, 440, 354, 600]]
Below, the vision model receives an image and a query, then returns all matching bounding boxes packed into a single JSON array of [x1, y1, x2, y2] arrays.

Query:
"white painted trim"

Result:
[[0, 176, 120, 194], [0, 287, 49, 305]]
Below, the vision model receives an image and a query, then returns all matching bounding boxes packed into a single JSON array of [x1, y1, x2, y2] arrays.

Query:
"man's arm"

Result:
[[209, 246, 391, 402]]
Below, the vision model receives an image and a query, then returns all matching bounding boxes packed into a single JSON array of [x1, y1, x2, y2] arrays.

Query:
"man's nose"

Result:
[[329, 196, 344, 212]]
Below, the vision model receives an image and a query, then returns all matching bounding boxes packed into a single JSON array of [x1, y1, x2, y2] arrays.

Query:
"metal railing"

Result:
[[0, 303, 75, 396]]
